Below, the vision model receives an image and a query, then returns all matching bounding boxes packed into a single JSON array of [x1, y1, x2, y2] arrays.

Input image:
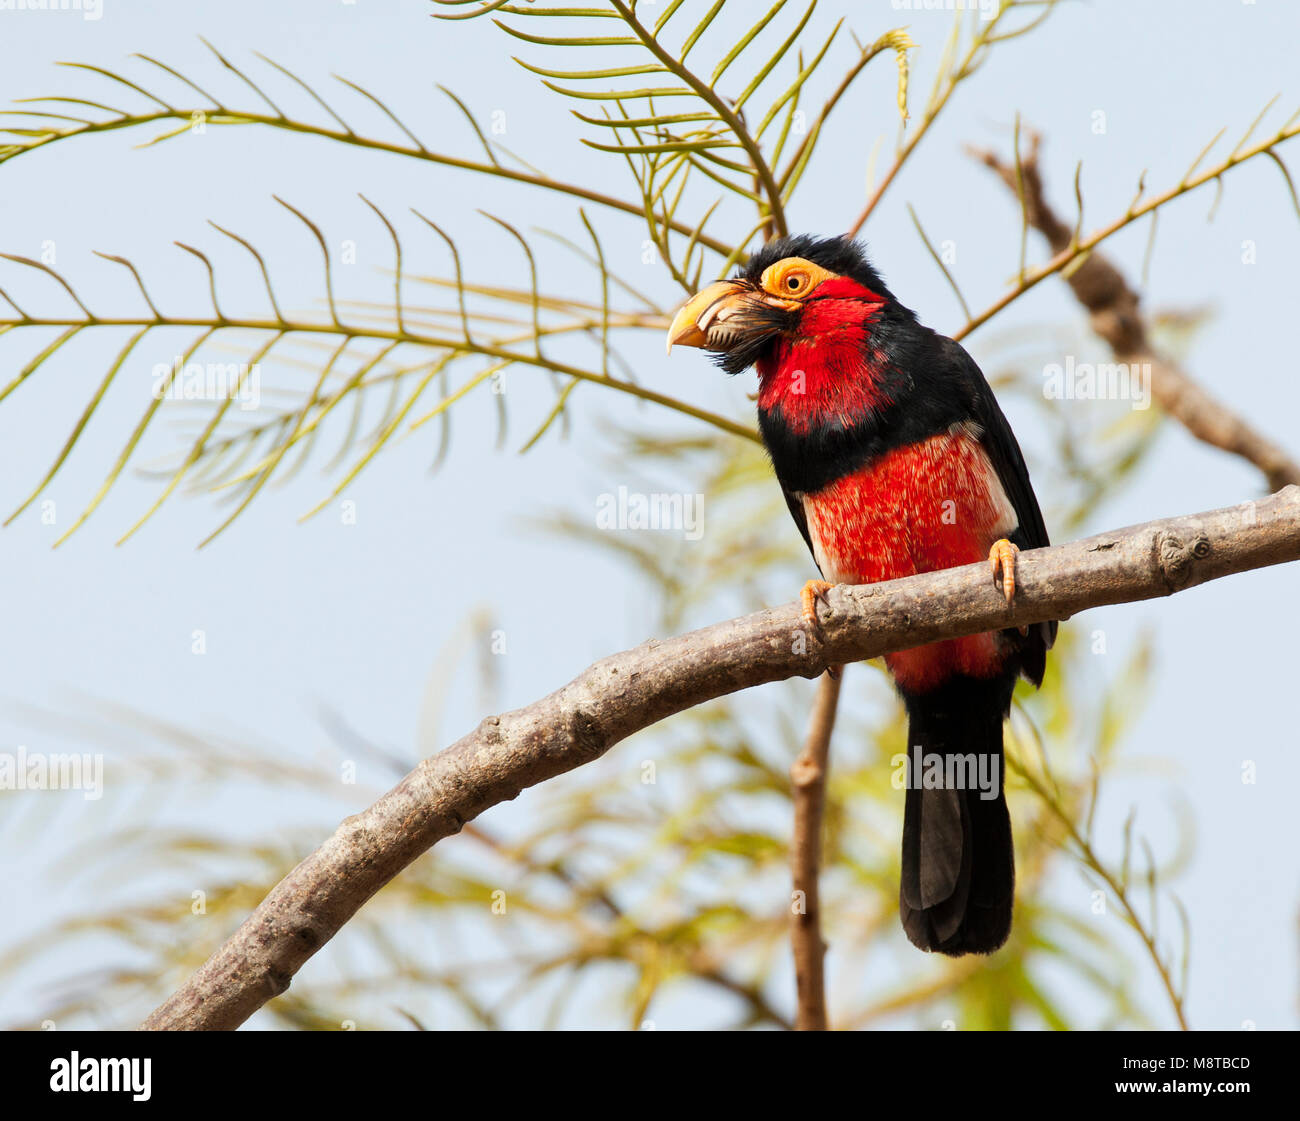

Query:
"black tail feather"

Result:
[[899, 674, 1015, 956]]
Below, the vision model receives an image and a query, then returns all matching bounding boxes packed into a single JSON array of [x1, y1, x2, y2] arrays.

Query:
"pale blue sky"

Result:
[[1, 0, 1297, 1029]]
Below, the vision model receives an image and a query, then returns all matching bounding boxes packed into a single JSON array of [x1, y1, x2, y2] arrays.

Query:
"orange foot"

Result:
[[800, 579, 834, 629], [800, 579, 841, 679], [988, 538, 1029, 635]]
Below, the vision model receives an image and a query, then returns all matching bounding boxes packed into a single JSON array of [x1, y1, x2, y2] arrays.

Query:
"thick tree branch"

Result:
[[143, 487, 1300, 1030], [790, 670, 842, 1031], [972, 132, 1300, 490]]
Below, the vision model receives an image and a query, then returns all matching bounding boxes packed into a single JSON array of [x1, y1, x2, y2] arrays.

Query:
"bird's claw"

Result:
[[795, 582, 837, 681], [988, 538, 1029, 635], [800, 580, 841, 678], [988, 538, 1018, 602], [800, 579, 835, 631]]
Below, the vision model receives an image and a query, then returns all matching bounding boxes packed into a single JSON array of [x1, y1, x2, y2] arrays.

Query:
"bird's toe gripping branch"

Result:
[[799, 579, 842, 678], [800, 579, 835, 629], [988, 538, 1018, 601], [988, 538, 1029, 635]]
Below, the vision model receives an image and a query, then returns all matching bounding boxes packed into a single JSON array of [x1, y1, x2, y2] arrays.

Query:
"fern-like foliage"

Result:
[[2, 2, 1292, 545], [438, 0, 915, 276]]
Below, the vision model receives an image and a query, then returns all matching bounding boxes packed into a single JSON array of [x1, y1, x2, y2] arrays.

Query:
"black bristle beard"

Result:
[[708, 300, 798, 375]]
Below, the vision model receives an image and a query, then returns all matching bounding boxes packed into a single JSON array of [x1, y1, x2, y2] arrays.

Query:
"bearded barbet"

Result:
[[668, 235, 1056, 955]]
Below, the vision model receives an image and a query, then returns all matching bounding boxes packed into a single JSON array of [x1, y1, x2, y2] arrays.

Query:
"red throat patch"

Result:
[[756, 278, 888, 433]]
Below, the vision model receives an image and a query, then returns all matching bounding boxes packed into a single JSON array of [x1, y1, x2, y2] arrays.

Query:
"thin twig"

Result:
[[609, 0, 789, 239], [956, 117, 1300, 347], [845, 2, 1020, 237], [0, 107, 734, 256], [1012, 761, 1190, 1030], [970, 130, 1300, 490]]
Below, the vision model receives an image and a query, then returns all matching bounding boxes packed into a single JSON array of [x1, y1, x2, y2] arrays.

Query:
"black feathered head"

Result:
[[667, 235, 904, 374]]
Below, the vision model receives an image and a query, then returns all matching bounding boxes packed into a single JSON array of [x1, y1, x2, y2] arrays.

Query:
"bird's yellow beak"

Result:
[[665, 279, 750, 355]]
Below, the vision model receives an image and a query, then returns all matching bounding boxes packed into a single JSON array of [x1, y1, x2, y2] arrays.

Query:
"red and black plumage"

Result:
[[668, 235, 1055, 955]]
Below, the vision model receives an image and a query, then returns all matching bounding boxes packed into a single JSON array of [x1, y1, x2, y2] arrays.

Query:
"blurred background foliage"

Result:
[[2, 406, 1187, 1030], [7, 0, 1290, 1028]]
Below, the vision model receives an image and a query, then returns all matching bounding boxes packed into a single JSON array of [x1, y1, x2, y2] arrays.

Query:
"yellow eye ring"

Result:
[[758, 256, 836, 300]]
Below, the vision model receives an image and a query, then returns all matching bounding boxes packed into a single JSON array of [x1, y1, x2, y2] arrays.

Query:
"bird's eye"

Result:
[[758, 256, 832, 299]]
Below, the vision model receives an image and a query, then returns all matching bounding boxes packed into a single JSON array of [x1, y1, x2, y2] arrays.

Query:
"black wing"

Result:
[[939, 335, 1058, 677], [780, 482, 818, 570]]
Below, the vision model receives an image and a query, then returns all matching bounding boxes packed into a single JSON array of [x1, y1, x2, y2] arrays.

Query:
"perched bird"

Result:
[[667, 235, 1055, 955]]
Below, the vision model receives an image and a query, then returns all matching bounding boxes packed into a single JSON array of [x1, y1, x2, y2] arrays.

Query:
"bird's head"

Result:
[[666, 235, 903, 377]]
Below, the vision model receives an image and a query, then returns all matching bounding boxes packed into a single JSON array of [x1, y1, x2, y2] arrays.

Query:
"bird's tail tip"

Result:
[[898, 677, 1015, 956]]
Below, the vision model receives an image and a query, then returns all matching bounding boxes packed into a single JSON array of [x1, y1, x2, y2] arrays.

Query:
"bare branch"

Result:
[[142, 487, 1300, 1030], [790, 670, 841, 1031], [972, 132, 1300, 491]]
